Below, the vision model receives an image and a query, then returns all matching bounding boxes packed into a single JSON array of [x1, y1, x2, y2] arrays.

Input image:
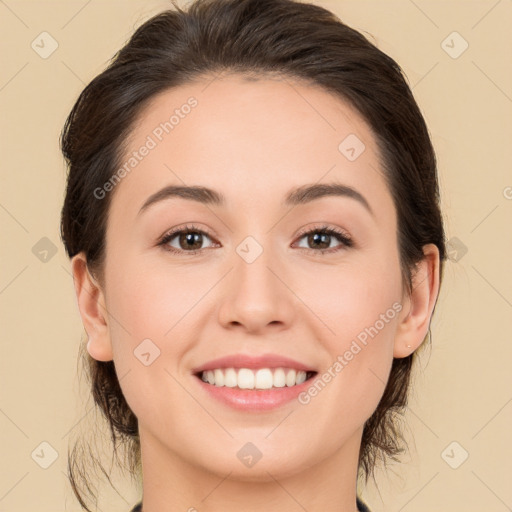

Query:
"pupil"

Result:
[[182, 232, 201, 249], [310, 232, 329, 249]]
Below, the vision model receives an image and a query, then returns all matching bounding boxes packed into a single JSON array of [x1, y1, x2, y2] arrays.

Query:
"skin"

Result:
[[71, 73, 440, 512]]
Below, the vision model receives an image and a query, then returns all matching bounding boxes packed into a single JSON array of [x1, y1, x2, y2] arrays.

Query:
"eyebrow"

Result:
[[138, 182, 374, 217]]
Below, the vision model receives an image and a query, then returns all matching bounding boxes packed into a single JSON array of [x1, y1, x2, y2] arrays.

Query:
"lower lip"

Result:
[[193, 373, 317, 411]]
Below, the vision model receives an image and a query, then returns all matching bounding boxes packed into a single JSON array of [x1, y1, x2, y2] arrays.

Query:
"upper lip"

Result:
[[191, 353, 317, 374]]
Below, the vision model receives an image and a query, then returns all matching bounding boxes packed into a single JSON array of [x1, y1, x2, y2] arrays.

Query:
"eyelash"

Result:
[[157, 223, 354, 256]]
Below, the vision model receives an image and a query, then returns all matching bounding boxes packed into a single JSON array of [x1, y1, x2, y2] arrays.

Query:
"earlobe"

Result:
[[393, 244, 441, 358], [71, 253, 114, 362]]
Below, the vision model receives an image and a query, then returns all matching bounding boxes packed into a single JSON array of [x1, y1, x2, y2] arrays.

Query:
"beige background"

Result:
[[1, 0, 511, 511]]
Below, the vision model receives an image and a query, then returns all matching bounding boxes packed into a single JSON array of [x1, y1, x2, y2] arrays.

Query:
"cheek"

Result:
[[299, 256, 401, 415], [299, 254, 402, 342], [102, 260, 203, 418], [106, 255, 208, 340]]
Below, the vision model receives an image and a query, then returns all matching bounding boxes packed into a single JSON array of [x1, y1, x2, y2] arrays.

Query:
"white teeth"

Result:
[[199, 367, 311, 389], [286, 369, 296, 387], [214, 369, 224, 386], [295, 370, 307, 385], [255, 368, 273, 389], [238, 368, 255, 389], [224, 368, 237, 387], [273, 368, 286, 387]]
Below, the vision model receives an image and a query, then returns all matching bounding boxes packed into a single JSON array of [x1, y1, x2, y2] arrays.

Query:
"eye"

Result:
[[158, 224, 217, 255], [293, 224, 353, 254], [157, 223, 353, 256]]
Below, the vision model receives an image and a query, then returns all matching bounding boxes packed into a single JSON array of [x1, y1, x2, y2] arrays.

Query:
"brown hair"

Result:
[[60, 0, 446, 509]]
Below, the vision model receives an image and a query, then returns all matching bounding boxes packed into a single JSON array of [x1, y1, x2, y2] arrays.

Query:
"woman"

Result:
[[60, 0, 446, 510]]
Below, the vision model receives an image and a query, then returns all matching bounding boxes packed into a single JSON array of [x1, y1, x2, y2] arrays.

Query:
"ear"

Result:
[[394, 243, 441, 358], [71, 252, 113, 361]]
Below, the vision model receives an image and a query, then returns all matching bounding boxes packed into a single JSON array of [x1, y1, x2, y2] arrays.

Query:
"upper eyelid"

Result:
[[295, 224, 351, 239], [160, 224, 350, 240]]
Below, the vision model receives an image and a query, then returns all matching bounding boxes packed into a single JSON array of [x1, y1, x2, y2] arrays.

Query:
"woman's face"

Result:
[[87, 74, 418, 479]]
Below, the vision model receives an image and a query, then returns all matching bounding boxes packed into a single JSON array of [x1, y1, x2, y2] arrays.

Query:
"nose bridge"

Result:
[[217, 231, 295, 331], [234, 233, 281, 303]]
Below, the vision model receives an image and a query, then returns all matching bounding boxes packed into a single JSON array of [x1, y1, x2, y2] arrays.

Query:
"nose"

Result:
[[217, 240, 297, 334]]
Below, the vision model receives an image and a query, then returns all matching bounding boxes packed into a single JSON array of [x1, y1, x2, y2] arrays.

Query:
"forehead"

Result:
[[109, 73, 392, 221]]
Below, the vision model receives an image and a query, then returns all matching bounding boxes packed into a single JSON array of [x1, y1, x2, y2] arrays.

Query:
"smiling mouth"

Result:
[[194, 367, 318, 390]]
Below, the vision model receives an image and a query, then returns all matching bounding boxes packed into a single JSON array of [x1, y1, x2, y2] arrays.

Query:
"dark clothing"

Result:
[[130, 496, 371, 511], [358, 496, 371, 512]]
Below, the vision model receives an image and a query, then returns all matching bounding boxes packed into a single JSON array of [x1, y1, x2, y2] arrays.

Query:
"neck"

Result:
[[138, 426, 364, 512]]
